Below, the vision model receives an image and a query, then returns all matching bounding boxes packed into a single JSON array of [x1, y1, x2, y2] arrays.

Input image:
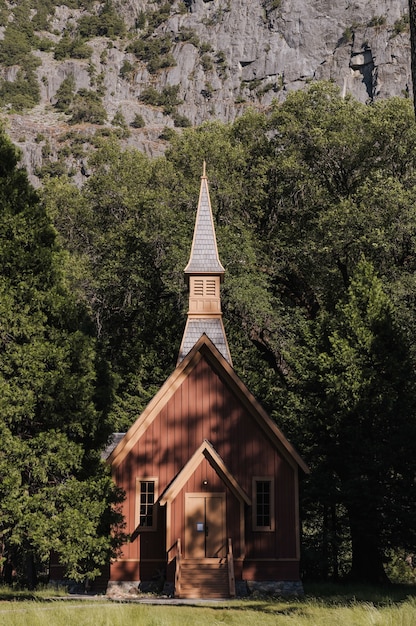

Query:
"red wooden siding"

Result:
[[111, 353, 300, 582]]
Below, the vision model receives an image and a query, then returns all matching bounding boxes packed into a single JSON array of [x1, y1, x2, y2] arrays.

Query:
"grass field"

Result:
[[0, 584, 415, 626]]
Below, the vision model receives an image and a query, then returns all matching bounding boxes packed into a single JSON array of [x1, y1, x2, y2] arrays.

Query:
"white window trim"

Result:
[[135, 477, 158, 531]]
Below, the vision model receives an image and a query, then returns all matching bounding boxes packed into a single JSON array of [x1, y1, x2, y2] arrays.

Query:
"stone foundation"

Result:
[[245, 580, 304, 597], [106, 581, 141, 597], [107, 579, 304, 599]]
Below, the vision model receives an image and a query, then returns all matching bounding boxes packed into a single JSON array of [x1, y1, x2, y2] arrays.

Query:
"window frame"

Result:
[[252, 476, 275, 532], [135, 477, 158, 531]]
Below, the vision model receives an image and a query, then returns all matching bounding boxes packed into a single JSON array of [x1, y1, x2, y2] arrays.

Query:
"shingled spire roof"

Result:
[[178, 164, 232, 365], [184, 162, 225, 276]]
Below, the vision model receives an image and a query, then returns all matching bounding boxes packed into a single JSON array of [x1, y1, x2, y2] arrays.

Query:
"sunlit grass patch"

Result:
[[0, 584, 415, 625]]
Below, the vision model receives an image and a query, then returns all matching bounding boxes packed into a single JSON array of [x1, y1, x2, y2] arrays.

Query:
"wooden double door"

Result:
[[185, 493, 226, 558]]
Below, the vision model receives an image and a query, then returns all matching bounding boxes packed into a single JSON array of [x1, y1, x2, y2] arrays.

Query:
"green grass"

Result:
[[0, 584, 415, 625]]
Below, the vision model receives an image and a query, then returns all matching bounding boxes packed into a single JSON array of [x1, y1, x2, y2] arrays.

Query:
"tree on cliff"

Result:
[[0, 128, 125, 587]]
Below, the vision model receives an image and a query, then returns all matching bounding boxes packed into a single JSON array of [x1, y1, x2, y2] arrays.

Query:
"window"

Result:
[[135, 478, 158, 530], [253, 477, 275, 531]]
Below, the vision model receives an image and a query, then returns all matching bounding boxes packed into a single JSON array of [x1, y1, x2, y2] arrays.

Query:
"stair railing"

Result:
[[175, 538, 182, 598], [227, 537, 236, 597]]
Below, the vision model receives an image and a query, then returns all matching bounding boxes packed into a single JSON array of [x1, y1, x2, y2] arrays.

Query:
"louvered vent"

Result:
[[206, 279, 216, 296], [194, 279, 204, 296]]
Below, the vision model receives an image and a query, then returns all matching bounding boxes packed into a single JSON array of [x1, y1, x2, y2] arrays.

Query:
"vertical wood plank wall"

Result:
[[111, 355, 300, 582]]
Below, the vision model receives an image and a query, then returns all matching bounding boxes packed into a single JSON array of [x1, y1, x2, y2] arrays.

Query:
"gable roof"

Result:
[[102, 432, 125, 460], [159, 439, 251, 506], [184, 163, 225, 276], [108, 334, 309, 475]]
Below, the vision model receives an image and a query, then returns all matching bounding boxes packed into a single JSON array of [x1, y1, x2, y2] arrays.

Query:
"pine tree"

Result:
[[298, 259, 416, 582], [0, 128, 125, 587]]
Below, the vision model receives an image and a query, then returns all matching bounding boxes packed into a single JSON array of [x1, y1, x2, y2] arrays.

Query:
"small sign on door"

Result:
[[196, 522, 204, 532]]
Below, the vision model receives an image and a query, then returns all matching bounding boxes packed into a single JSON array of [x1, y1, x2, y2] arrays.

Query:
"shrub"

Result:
[[41, 140, 52, 159], [161, 85, 181, 113], [264, 0, 281, 10], [54, 34, 92, 60], [126, 35, 174, 74], [112, 109, 130, 137], [36, 37, 54, 52], [159, 126, 176, 141], [147, 53, 176, 73], [0, 4, 8, 27], [200, 54, 213, 71], [177, 28, 200, 47], [139, 84, 182, 114], [172, 112, 191, 127], [139, 86, 161, 107], [71, 37, 93, 59], [215, 50, 227, 77], [32, 6, 52, 31], [199, 42, 213, 54], [119, 60, 134, 79], [392, 14, 410, 37], [35, 159, 68, 180], [70, 89, 107, 124], [54, 75, 76, 113], [367, 15, 386, 28], [135, 11, 146, 30], [340, 26, 353, 43], [0, 27, 32, 66], [77, 1, 126, 39], [147, 4, 172, 30], [11, 3, 35, 42], [0, 67, 40, 110], [130, 113, 145, 128]]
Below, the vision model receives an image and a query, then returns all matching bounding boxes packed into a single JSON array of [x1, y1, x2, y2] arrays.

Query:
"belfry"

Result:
[[178, 162, 231, 364]]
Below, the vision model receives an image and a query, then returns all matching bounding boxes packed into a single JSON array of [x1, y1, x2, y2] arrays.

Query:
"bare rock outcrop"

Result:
[[1, 0, 411, 185]]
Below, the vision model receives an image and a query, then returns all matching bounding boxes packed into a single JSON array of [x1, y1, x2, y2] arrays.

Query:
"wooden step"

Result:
[[177, 560, 230, 598]]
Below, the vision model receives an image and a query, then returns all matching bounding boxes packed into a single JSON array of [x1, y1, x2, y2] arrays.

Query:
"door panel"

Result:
[[185, 495, 206, 558], [205, 495, 225, 557], [185, 493, 226, 558]]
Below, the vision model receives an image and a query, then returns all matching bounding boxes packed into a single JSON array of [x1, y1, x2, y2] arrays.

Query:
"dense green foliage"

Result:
[[69, 89, 107, 125], [139, 84, 182, 114], [54, 75, 76, 114], [41, 83, 416, 584], [77, 1, 126, 39], [127, 35, 176, 74], [0, 128, 125, 587], [54, 34, 92, 61], [0, 1, 128, 112]]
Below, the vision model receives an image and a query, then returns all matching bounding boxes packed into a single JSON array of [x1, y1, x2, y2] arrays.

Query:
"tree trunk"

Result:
[[331, 504, 340, 581], [348, 516, 390, 584], [410, 0, 416, 116], [25, 552, 38, 590]]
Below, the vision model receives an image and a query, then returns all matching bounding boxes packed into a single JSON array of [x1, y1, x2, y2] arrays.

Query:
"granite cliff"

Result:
[[0, 0, 411, 184]]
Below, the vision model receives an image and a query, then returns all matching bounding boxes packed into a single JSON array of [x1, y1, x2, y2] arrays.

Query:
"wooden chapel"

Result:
[[106, 165, 308, 598]]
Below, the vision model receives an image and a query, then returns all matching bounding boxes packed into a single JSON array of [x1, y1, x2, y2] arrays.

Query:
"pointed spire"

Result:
[[184, 162, 225, 276], [178, 164, 232, 365]]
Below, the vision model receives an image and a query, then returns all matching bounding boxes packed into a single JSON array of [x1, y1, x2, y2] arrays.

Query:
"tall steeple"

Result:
[[177, 163, 232, 365]]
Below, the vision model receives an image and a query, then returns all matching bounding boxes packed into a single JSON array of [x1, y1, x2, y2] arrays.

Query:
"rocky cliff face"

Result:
[[1, 0, 411, 185]]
